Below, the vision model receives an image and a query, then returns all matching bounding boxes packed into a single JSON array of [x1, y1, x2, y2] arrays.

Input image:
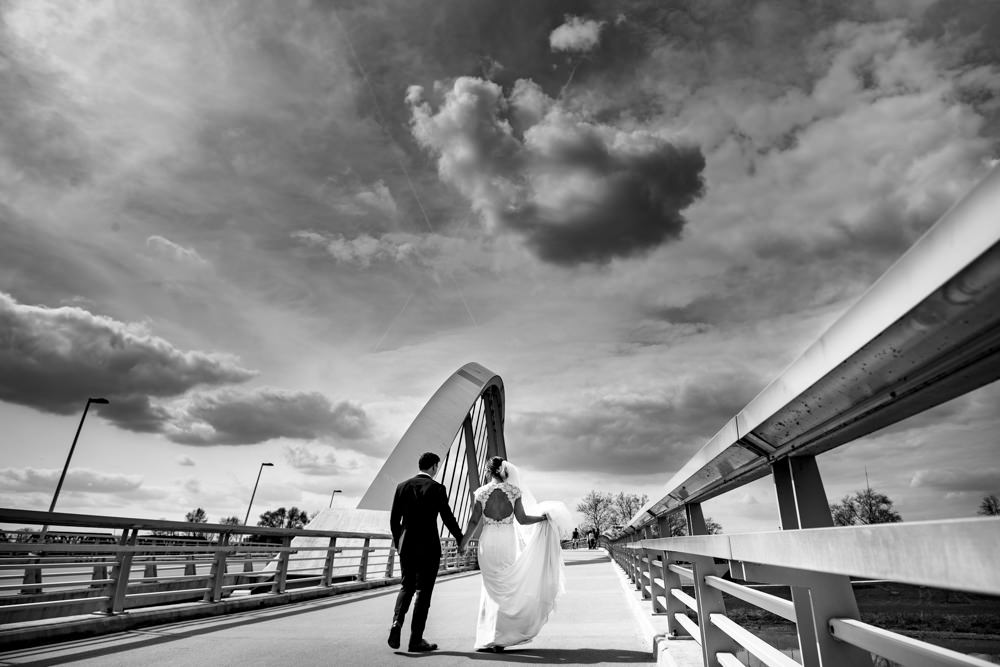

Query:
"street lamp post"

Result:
[[328, 489, 343, 508], [243, 463, 274, 526], [49, 397, 110, 513]]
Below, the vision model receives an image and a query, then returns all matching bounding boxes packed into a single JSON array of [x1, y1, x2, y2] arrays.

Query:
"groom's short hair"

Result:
[[418, 452, 440, 471]]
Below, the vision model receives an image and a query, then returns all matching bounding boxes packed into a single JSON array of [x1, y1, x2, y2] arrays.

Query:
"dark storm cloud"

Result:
[[0, 292, 256, 416], [165, 388, 371, 446], [0, 292, 372, 447], [408, 77, 705, 265], [509, 370, 762, 474]]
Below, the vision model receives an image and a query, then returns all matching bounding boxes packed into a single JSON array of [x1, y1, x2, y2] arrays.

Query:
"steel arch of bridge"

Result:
[[358, 362, 507, 536]]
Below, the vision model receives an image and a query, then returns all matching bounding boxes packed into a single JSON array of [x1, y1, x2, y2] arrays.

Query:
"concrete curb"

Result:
[[0, 569, 480, 651]]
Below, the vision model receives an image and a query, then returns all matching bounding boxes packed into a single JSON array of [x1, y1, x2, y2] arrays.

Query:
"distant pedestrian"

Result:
[[571, 528, 579, 548]]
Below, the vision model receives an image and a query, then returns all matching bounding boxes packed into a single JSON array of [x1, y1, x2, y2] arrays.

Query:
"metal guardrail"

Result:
[[609, 165, 1000, 667], [0, 508, 476, 626]]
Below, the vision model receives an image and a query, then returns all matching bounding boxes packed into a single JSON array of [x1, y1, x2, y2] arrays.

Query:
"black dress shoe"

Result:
[[408, 639, 438, 652], [388, 624, 401, 649]]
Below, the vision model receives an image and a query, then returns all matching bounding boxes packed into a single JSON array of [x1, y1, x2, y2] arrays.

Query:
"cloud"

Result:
[[408, 77, 705, 265], [145, 236, 209, 267], [910, 468, 1000, 494], [284, 444, 346, 476], [549, 16, 605, 53], [163, 387, 372, 446], [510, 369, 761, 474], [177, 456, 196, 466], [0, 467, 143, 494], [0, 292, 256, 416], [291, 230, 417, 268], [0, 293, 366, 448], [354, 180, 399, 220]]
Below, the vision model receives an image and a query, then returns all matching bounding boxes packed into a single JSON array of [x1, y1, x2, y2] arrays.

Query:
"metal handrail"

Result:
[[628, 166, 1000, 526], [0, 508, 478, 627]]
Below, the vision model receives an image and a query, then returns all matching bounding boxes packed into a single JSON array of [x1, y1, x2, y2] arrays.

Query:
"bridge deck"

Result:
[[0, 551, 660, 666]]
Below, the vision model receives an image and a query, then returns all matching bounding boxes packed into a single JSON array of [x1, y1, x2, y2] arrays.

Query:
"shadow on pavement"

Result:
[[397, 648, 652, 664]]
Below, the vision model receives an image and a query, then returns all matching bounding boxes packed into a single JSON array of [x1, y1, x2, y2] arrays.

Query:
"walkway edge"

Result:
[[606, 550, 702, 667]]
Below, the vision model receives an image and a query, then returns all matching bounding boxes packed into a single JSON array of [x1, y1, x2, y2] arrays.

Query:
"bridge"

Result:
[[2, 166, 1000, 665]]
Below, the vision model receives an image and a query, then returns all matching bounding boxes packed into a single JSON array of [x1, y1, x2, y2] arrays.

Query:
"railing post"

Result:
[[91, 562, 109, 589], [20, 554, 42, 595], [144, 555, 157, 580], [272, 535, 292, 594], [772, 456, 868, 666], [185, 554, 197, 577], [357, 537, 371, 582], [206, 532, 230, 602], [639, 547, 651, 599], [646, 547, 665, 613], [108, 528, 139, 613], [322, 536, 338, 586], [687, 503, 738, 667], [385, 544, 396, 578], [661, 551, 692, 638]]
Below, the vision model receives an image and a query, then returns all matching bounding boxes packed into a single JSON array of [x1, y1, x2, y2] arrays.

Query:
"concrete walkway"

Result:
[[0, 551, 656, 666]]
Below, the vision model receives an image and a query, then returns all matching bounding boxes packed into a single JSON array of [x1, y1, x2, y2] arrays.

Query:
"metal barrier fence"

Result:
[[608, 166, 1000, 667], [0, 508, 476, 626]]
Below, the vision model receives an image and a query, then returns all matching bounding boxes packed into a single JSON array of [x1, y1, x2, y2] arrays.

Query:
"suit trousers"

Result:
[[392, 550, 440, 641]]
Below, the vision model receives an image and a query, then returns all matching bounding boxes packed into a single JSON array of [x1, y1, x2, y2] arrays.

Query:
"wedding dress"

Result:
[[472, 463, 573, 650]]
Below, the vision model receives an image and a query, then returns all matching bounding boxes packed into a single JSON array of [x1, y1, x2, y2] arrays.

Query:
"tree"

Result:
[[654, 512, 722, 536], [218, 515, 242, 526], [576, 491, 614, 538], [185, 508, 208, 524], [978, 495, 1000, 516], [257, 506, 310, 529], [611, 492, 648, 528], [184, 508, 208, 536], [830, 487, 902, 526]]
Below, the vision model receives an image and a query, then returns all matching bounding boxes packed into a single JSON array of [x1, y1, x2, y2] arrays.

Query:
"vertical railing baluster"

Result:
[[357, 537, 371, 582], [109, 528, 139, 613], [646, 547, 665, 614], [322, 536, 338, 586], [772, 456, 868, 667], [207, 532, 230, 602], [20, 554, 42, 595], [687, 503, 737, 667], [385, 544, 396, 579], [662, 551, 692, 638], [273, 535, 292, 594]]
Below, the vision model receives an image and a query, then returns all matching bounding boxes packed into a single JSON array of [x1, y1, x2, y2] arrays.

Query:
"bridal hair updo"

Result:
[[487, 456, 508, 481]]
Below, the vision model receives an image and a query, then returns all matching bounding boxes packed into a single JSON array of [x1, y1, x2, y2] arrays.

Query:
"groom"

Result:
[[388, 451, 464, 652]]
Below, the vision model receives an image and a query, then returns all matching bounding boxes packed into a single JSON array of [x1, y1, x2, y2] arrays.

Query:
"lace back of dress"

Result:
[[480, 482, 518, 525]]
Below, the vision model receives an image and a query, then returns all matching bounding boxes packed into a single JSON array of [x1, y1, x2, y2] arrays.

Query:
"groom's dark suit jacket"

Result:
[[390, 473, 463, 559]]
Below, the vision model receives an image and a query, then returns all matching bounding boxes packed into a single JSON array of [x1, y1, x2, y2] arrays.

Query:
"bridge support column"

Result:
[[687, 503, 738, 667], [773, 455, 868, 666]]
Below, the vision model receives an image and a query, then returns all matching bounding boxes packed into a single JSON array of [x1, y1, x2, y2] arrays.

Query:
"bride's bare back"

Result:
[[483, 487, 515, 522]]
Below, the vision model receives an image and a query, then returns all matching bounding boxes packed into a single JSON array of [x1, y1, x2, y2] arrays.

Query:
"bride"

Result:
[[460, 456, 573, 652]]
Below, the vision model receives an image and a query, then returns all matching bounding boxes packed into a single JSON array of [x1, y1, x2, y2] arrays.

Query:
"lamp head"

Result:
[[89, 397, 110, 405], [262, 462, 274, 467]]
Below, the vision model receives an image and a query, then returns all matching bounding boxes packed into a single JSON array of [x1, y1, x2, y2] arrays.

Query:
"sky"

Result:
[[1, 0, 999, 533]]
